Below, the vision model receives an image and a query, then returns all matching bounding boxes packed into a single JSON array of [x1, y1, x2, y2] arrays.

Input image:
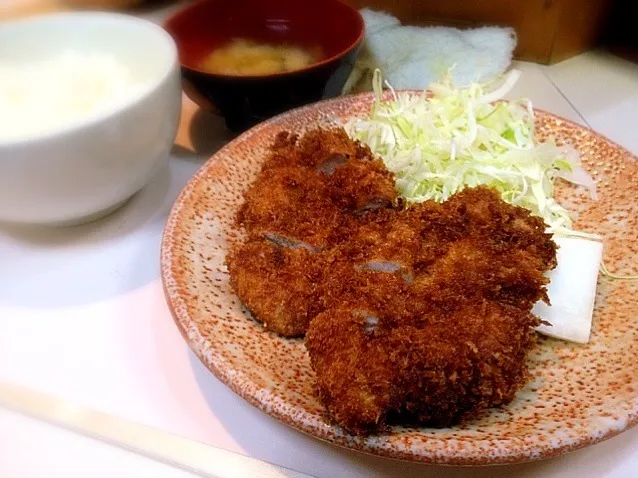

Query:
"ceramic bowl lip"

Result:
[[163, 0, 365, 80], [0, 11, 178, 149]]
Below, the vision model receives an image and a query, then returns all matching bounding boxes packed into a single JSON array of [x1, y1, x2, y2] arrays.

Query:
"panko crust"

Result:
[[226, 128, 557, 433]]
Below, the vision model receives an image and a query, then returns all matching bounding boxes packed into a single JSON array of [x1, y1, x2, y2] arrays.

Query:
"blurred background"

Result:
[[344, 0, 632, 65], [2, 0, 634, 65]]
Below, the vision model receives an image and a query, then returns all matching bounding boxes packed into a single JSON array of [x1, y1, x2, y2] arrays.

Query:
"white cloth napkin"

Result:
[[344, 9, 517, 93]]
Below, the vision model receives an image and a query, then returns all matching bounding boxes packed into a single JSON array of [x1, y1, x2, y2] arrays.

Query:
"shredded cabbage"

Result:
[[345, 69, 599, 239]]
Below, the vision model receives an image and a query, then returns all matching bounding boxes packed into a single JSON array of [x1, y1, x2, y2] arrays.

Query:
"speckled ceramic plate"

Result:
[[161, 92, 638, 465]]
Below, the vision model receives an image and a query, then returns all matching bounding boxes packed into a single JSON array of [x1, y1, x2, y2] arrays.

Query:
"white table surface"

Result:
[[2, 3, 638, 477]]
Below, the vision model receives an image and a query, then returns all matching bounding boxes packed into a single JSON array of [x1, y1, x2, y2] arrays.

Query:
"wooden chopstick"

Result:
[[0, 382, 315, 478]]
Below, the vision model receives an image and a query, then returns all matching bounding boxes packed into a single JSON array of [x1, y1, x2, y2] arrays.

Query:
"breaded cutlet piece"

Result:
[[306, 300, 541, 434], [336, 187, 556, 308], [228, 125, 558, 434], [236, 165, 345, 249], [230, 128, 401, 338], [264, 128, 399, 213], [416, 187, 557, 309], [263, 128, 374, 171], [237, 129, 399, 249], [227, 240, 327, 337], [327, 186, 555, 303], [305, 186, 557, 434], [325, 158, 399, 212]]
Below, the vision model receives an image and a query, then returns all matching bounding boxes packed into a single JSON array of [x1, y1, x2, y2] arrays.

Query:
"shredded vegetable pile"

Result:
[[345, 70, 599, 239]]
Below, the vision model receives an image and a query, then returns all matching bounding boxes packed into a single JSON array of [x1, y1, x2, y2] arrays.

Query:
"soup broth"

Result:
[[198, 38, 321, 76]]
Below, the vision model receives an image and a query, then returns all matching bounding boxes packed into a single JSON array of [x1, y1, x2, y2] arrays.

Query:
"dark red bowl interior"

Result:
[[165, 0, 364, 77], [164, 0, 364, 132]]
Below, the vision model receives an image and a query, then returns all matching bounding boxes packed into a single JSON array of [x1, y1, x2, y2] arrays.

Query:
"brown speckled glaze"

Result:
[[161, 92, 638, 465]]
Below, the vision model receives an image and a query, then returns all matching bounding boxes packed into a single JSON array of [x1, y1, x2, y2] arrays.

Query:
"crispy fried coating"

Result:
[[236, 165, 344, 249], [326, 158, 399, 212], [227, 240, 326, 337], [306, 300, 541, 434], [231, 129, 400, 336], [236, 128, 398, 249], [411, 187, 557, 309], [264, 128, 374, 170], [231, 128, 401, 337], [305, 187, 557, 434], [227, 127, 558, 433]]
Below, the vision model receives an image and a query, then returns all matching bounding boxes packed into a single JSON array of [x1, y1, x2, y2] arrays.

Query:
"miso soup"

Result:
[[198, 38, 322, 76]]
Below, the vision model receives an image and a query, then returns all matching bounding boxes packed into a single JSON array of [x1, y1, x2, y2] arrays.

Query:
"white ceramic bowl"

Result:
[[0, 12, 181, 226]]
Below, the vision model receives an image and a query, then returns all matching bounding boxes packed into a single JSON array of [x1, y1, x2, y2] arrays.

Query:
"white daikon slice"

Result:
[[534, 237, 603, 344]]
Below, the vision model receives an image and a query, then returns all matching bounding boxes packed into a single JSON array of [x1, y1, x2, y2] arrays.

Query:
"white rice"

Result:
[[0, 50, 148, 141]]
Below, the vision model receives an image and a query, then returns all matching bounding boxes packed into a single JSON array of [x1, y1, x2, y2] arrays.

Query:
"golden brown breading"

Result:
[[263, 127, 399, 214], [326, 158, 399, 212], [227, 126, 558, 434], [236, 129, 399, 249], [230, 129, 400, 337], [236, 165, 344, 249], [305, 187, 556, 434], [227, 240, 327, 337], [264, 128, 374, 170], [306, 300, 541, 434]]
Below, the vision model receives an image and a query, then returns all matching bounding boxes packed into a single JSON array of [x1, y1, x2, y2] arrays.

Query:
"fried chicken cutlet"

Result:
[[227, 240, 327, 337], [230, 129, 418, 339], [236, 165, 344, 249], [237, 128, 399, 249], [306, 300, 542, 434], [306, 187, 557, 434], [229, 128, 401, 336], [226, 127, 557, 434]]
